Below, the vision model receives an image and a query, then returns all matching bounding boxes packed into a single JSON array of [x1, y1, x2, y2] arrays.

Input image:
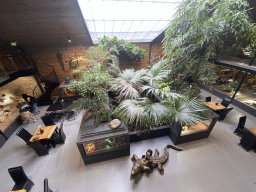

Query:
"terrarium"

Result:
[[169, 115, 219, 145], [77, 112, 130, 165], [83, 135, 129, 156]]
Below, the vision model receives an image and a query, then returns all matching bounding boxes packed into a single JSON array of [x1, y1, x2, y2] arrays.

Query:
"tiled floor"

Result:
[[1, 91, 256, 192]]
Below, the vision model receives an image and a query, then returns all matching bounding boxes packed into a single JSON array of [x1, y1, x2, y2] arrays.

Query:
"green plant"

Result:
[[39, 128, 44, 134], [163, 0, 256, 97], [67, 58, 114, 123], [220, 84, 233, 92], [112, 60, 212, 133], [98, 36, 147, 61], [247, 76, 256, 89]]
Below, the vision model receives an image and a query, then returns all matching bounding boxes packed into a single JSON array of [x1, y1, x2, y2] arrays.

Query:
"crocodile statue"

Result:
[[130, 145, 182, 180]]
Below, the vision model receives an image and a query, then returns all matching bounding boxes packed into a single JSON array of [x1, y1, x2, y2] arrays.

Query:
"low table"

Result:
[[29, 125, 57, 142], [206, 101, 226, 111]]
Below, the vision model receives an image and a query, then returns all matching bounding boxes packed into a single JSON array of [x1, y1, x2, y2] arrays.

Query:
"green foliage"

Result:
[[163, 0, 256, 97], [165, 97, 212, 126], [94, 107, 113, 125], [67, 58, 114, 123], [220, 80, 240, 93], [111, 60, 212, 133], [118, 98, 170, 132], [98, 36, 147, 61], [247, 75, 256, 89], [220, 84, 233, 92]]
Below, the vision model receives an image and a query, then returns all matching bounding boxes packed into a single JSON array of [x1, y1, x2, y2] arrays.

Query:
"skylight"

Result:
[[77, 0, 182, 44]]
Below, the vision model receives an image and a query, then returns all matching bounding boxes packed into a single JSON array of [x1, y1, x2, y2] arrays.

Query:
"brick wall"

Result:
[[151, 42, 164, 60], [31, 41, 164, 96], [32, 45, 89, 84], [118, 41, 164, 71], [31, 45, 90, 96]]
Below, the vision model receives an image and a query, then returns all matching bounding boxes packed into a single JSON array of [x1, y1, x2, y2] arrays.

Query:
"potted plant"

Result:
[[39, 128, 44, 134]]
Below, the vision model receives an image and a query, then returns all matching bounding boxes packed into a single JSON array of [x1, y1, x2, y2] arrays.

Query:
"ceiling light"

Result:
[[68, 36, 71, 43]]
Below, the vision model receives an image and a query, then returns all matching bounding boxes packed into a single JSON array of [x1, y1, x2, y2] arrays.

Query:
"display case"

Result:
[[77, 112, 130, 165], [168, 115, 219, 145]]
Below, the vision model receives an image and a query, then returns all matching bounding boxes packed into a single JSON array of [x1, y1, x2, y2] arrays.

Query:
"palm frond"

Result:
[[142, 98, 170, 126], [111, 79, 140, 100], [166, 97, 213, 126], [118, 99, 152, 130], [142, 60, 170, 84], [141, 85, 181, 100]]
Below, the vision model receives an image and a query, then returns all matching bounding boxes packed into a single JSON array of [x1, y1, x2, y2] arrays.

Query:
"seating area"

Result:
[[1, 1, 256, 191], [205, 96, 234, 121], [16, 123, 66, 157], [0, 90, 256, 192]]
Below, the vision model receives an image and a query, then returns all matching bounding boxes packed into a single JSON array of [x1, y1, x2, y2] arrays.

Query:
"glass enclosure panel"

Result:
[[83, 135, 129, 156], [213, 65, 256, 110], [218, 45, 255, 66], [181, 120, 211, 136], [234, 73, 256, 110]]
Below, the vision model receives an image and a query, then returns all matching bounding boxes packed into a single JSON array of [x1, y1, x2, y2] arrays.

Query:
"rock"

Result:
[[109, 119, 121, 129]]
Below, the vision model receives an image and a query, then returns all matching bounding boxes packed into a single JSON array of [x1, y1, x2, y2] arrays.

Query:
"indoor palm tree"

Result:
[[112, 60, 213, 132]]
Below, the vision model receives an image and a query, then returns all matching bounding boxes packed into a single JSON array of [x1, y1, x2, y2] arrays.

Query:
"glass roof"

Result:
[[77, 0, 182, 44]]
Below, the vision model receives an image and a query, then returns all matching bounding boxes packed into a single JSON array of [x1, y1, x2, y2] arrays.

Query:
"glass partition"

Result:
[[218, 45, 256, 67], [213, 65, 256, 110]]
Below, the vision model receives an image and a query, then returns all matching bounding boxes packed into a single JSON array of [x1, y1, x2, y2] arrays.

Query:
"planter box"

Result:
[[129, 125, 170, 143], [168, 115, 219, 145], [76, 112, 130, 165]]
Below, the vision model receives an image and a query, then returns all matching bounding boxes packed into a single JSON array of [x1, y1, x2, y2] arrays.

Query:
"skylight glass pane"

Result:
[[136, 21, 150, 32], [125, 32, 135, 40], [144, 32, 160, 40], [132, 32, 141, 40], [120, 21, 133, 32], [129, 21, 143, 32], [94, 21, 104, 32], [118, 33, 127, 39], [104, 21, 114, 33], [105, 32, 113, 38], [113, 21, 124, 32], [78, 0, 181, 43], [152, 21, 170, 31]]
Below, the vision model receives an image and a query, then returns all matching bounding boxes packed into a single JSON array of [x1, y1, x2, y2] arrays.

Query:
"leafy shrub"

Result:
[[98, 36, 147, 61]]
